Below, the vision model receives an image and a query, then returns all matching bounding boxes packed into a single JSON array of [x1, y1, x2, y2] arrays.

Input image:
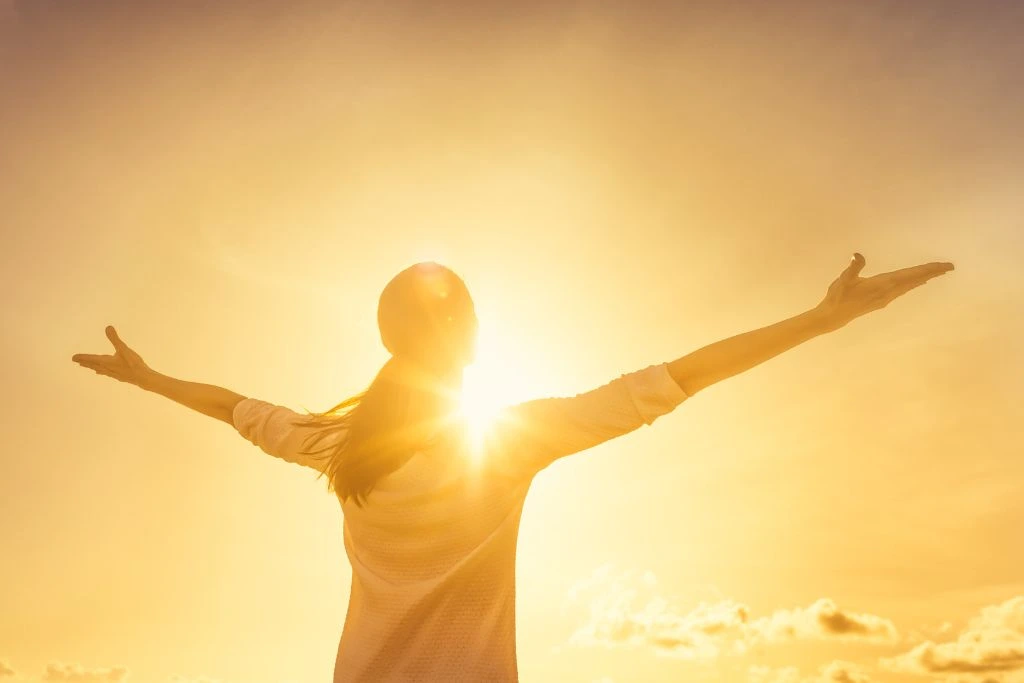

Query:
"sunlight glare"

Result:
[[458, 321, 534, 456]]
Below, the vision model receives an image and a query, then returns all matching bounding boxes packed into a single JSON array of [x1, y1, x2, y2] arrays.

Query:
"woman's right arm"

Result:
[[486, 252, 954, 478], [667, 252, 954, 395], [484, 362, 688, 478]]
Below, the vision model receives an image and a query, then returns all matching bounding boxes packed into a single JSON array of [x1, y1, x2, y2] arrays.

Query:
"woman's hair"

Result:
[[292, 263, 477, 506]]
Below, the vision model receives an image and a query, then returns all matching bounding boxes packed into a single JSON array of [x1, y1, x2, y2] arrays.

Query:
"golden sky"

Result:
[[1, 1, 1022, 682]]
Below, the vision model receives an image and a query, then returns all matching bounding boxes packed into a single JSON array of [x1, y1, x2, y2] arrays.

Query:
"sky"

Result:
[[1, 0, 1022, 682]]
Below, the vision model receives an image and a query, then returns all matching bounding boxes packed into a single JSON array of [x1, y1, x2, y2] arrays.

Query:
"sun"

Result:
[[457, 322, 535, 452], [459, 365, 507, 442], [459, 359, 513, 448]]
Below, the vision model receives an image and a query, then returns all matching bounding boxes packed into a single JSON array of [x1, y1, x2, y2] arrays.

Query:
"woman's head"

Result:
[[377, 262, 478, 374], [296, 263, 477, 505]]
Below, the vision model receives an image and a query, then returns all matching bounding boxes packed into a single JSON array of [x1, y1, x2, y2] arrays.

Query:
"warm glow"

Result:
[[459, 367, 505, 446], [12, 3, 1019, 682], [458, 321, 534, 451]]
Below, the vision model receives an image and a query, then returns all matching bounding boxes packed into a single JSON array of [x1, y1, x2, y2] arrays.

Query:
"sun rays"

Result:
[[457, 320, 536, 455]]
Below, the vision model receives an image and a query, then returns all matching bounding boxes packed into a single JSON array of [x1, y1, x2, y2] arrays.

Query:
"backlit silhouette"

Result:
[[72, 253, 953, 682]]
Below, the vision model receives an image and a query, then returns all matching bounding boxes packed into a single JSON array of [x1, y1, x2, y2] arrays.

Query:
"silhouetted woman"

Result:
[[72, 253, 953, 682]]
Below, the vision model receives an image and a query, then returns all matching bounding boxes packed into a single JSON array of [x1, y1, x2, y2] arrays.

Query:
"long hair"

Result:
[[292, 263, 476, 506]]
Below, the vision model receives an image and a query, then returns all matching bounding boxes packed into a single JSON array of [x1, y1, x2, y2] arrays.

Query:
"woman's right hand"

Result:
[[814, 253, 954, 331], [72, 325, 155, 389]]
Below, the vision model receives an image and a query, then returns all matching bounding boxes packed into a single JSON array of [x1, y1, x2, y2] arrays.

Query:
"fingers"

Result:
[[840, 252, 866, 282], [907, 261, 954, 282], [88, 365, 116, 379], [74, 357, 120, 379], [884, 261, 955, 287], [105, 325, 128, 353], [74, 358, 113, 372], [72, 353, 114, 364], [885, 278, 929, 302], [875, 263, 952, 307]]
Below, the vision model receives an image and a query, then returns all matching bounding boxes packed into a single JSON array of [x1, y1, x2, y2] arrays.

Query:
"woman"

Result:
[[72, 253, 953, 681]]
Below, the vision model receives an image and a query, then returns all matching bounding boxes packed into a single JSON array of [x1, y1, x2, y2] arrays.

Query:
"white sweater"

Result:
[[233, 363, 688, 682]]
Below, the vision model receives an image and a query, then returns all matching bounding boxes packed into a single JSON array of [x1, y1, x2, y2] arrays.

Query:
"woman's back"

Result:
[[73, 254, 955, 683], [336, 426, 531, 681], [233, 362, 688, 682]]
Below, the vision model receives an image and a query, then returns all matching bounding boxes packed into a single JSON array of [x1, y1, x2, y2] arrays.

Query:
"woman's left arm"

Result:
[[141, 371, 247, 425], [73, 325, 246, 424], [73, 326, 334, 470]]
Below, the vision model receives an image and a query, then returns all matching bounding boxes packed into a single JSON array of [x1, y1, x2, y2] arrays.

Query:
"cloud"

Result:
[[0, 660, 15, 677], [748, 598, 899, 644], [43, 662, 129, 682], [565, 567, 898, 659], [817, 660, 874, 683], [941, 675, 1024, 683], [566, 566, 752, 658], [749, 660, 876, 683], [749, 664, 803, 683], [882, 595, 1024, 677]]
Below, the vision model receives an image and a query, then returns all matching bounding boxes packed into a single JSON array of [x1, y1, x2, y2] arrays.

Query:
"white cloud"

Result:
[[882, 595, 1024, 677], [748, 660, 876, 683], [566, 566, 898, 659], [566, 566, 752, 658], [817, 660, 874, 683], [748, 599, 898, 644], [43, 662, 129, 682], [749, 664, 803, 683]]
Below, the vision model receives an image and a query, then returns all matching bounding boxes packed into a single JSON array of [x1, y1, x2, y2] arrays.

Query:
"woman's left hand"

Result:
[[72, 325, 155, 388]]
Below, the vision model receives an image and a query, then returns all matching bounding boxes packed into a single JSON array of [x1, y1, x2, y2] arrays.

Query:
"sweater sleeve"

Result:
[[232, 397, 341, 473], [483, 362, 688, 479]]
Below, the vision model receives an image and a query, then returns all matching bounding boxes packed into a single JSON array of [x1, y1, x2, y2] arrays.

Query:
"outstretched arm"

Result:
[[72, 326, 336, 470], [72, 326, 245, 425], [668, 308, 825, 396], [488, 252, 954, 478], [667, 252, 955, 395], [142, 371, 246, 425]]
